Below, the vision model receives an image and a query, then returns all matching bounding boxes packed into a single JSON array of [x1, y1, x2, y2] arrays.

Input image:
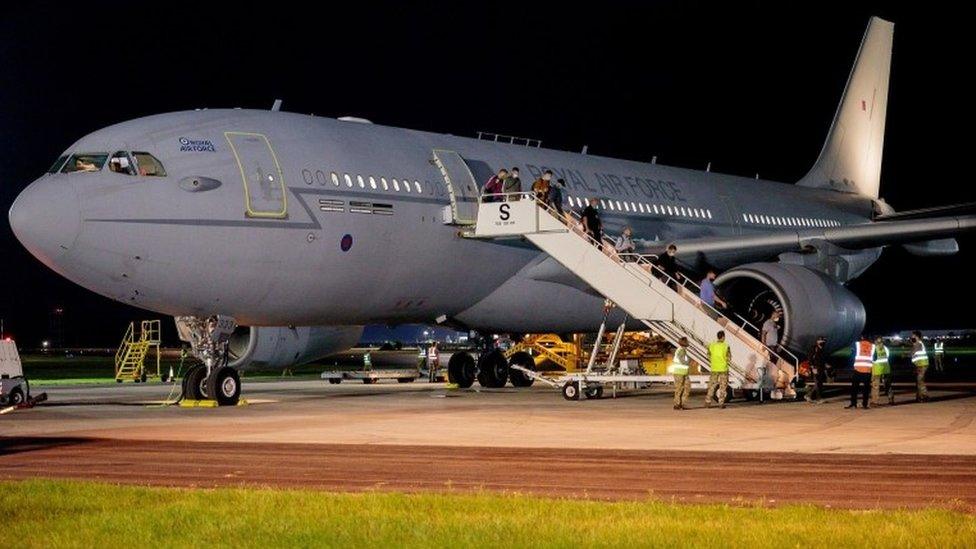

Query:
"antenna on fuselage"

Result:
[[651, 156, 657, 164], [271, 99, 283, 112], [706, 162, 712, 172], [581, 145, 589, 155]]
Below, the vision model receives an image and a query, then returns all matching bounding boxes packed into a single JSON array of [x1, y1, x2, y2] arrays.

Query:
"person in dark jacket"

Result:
[[547, 178, 566, 216], [656, 244, 681, 289], [581, 198, 603, 249], [502, 167, 522, 200], [804, 336, 828, 403]]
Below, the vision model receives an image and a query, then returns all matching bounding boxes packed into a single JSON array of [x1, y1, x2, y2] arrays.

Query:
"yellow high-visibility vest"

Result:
[[667, 347, 690, 375], [708, 341, 729, 373], [872, 345, 890, 376], [912, 342, 929, 367]]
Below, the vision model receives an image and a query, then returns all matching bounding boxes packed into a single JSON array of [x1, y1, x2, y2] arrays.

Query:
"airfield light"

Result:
[[42, 340, 50, 349]]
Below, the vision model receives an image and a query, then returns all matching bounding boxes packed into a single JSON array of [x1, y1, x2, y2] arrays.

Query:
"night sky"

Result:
[[1, 2, 972, 347]]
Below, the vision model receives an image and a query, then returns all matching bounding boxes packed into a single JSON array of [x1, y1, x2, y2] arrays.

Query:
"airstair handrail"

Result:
[[478, 192, 798, 370]]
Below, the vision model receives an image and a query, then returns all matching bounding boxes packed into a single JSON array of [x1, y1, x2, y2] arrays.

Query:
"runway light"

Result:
[[41, 340, 50, 348]]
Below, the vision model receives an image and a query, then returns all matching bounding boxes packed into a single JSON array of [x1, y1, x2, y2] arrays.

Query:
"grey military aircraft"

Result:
[[9, 17, 975, 404]]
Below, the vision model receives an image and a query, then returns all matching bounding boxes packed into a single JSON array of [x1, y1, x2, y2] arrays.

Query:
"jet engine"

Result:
[[715, 263, 865, 355], [227, 325, 363, 370]]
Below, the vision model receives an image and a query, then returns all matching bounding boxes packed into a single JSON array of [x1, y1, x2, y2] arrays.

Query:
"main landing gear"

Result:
[[175, 315, 241, 406], [446, 335, 537, 389]]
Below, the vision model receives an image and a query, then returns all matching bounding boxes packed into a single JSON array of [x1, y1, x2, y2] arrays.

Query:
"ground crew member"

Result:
[[847, 335, 874, 409], [427, 342, 440, 382], [911, 331, 929, 402], [668, 337, 691, 410], [706, 331, 731, 408], [871, 337, 892, 406], [933, 340, 945, 373]]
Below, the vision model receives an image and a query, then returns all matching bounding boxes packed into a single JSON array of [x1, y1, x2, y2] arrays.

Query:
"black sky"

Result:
[[0, 1, 972, 347]]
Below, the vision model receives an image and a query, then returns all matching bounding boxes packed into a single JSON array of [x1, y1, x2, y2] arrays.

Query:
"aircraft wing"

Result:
[[649, 213, 976, 264]]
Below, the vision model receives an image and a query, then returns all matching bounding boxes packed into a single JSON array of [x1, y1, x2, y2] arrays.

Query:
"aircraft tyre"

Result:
[[477, 350, 509, 388], [507, 351, 536, 388], [182, 364, 208, 401], [448, 352, 476, 388], [7, 387, 24, 406], [206, 366, 241, 406]]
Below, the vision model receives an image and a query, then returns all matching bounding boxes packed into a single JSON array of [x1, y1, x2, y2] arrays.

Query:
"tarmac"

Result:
[[2, 378, 976, 509]]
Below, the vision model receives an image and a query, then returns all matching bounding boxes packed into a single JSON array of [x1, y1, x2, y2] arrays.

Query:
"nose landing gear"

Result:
[[175, 315, 242, 406]]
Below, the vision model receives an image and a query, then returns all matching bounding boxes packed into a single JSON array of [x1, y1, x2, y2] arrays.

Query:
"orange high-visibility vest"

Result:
[[853, 340, 874, 373]]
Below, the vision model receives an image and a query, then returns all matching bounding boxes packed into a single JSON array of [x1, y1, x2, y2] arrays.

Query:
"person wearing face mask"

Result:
[[580, 197, 603, 250], [656, 244, 681, 290], [532, 170, 552, 202], [614, 226, 636, 262]]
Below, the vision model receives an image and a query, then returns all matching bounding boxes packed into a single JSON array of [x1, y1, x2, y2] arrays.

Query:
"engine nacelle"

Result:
[[227, 325, 363, 370], [715, 263, 865, 355]]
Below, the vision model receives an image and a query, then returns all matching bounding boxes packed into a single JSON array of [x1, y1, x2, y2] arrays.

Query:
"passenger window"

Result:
[[369, 176, 377, 189], [47, 155, 68, 174], [344, 174, 353, 187], [331, 172, 340, 186], [108, 151, 136, 175], [381, 177, 389, 191], [131, 152, 166, 176], [62, 153, 108, 173], [392, 178, 400, 191], [414, 181, 422, 193], [357, 175, 365, 188], [403, 178, 411, 192]]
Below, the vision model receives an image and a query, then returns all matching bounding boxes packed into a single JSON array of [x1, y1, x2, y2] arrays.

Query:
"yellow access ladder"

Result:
[[115, 320, 162, 382]]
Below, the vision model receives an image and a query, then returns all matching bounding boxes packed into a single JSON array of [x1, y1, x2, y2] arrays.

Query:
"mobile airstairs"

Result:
[[469, 192, 798, 401]]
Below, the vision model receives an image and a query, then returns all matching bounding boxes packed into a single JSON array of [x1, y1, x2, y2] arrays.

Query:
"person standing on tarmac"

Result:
[[706, 331, 731, 408], [910, 331, 930, 402], [933, 340, 945, 374], [668, 337, 692, 410], [804, 336, 827, 403], [847, 335, 874, 409], [427, 341, 440, 383], [871, 337, 892, 406]]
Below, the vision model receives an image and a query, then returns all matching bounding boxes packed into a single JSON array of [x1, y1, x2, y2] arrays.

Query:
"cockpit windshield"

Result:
[[132, 152, 166, 176], [61, 153, 108, 173], [57, 150, 167, 177]]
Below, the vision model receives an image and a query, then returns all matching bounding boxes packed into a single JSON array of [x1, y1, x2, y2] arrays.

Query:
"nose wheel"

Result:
[[175, 315, 241, 406]]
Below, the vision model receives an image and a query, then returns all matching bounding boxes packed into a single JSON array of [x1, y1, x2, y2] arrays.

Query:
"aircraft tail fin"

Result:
[[797, 16, 893, 199]]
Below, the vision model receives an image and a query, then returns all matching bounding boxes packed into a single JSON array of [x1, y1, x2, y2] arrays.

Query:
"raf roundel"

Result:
[[340, 234, 353, 252]]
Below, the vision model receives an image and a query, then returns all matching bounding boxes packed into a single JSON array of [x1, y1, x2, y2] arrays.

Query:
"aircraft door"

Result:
[[225, 132, 288, 219], [432, 149, 479, 224], [719, 195, 741, 235]]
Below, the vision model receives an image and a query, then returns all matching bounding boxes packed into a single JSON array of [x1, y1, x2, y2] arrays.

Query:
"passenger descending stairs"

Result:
[[471, 195, 795, 390], [114, 320, 162, 382]]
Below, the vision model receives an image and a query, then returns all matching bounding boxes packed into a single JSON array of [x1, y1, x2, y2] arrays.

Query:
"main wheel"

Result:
[[181, 364, 208, 401], [362, 378, 378, 384], [397, 377, 414, 383], [508, 351, 536, 388], [7, 387, 25, 406], [477, 350, 509, 388], [328, 378, 342, 384], [206, 366, 241, 406], [562, 382, 581, 401], [448, 352, 476, 389]]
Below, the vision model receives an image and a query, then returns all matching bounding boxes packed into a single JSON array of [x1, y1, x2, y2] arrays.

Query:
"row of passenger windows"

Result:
[[567, 195, 714, 220], [311, 171, 425, 194], [742, 213, 839, 228]]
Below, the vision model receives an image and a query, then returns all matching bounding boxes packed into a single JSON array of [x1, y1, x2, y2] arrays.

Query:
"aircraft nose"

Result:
[[9, 178, 82, 264]]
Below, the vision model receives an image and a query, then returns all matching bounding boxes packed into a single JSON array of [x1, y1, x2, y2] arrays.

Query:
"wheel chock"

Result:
[[179, 399, 249, 408]]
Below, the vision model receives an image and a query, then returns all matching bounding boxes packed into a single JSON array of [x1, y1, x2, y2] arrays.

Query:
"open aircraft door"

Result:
[[225, 132, 288, 219], [432, 149, 479, 225]]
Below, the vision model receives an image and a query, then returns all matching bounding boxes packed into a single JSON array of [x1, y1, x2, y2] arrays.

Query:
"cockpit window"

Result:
[[47, 155, 68, 174], [109, 151, 137, 175], [131, 152, 166, 177], [61, 153, 108, 173]]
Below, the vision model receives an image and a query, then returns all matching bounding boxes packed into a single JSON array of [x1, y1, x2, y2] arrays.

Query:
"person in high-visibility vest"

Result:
[[427, 342, 440, 383], [847, 335, 874, 409], [911, 331, 929, 402], [933, 340, 945, 373], [870, 337, 893, 406], [668, 337, 692, 410], [705, 331, 731, 408]]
